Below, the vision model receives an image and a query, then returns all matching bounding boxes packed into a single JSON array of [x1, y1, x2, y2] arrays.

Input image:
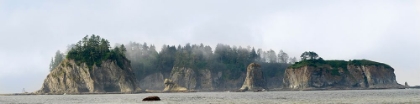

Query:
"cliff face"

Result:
[[163, 79, 188, 92], [166, 67, 245, 91], [138, 65, 284, 91], [169, 67, 198, 90], [36, 59, 140, 94], [283, 64, 402, 90], [240, 63, 267, 91], [169, 67, 217, 91]]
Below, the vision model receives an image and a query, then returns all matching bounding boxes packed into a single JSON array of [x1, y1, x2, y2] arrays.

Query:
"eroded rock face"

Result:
[[283, 65, 403, 90], [170, 67, 197, 90], [36, 59, 140, 94], [239, 63, 267, 91], [169, 67, 216, 91], [163, 79, 187, 92], [155, 65, 278, 91]]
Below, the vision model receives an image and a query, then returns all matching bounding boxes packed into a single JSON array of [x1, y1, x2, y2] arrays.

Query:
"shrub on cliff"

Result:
[[348, 59, 392, 69], [289, 58, 326, 69]]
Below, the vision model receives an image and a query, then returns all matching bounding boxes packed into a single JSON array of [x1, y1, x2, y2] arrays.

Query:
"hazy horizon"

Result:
[[1, 0, 419, 93]]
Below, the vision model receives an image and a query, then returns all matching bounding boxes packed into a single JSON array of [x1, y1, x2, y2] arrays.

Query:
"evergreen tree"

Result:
[[278, 50, 289, 63], [289, 57, 297, 64], [49, 58, 54, 71], [61, 38, 294, 81], [249, 47, 258, 62], [50, 50, 64, 72], [66, 34, 126, 69], [300, 51, 319, 60]]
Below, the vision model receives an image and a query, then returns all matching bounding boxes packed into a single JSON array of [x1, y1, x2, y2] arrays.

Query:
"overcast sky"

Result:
[[1, 0, 419, 93]]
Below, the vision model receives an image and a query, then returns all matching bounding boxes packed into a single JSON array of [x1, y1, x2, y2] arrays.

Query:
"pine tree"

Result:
[[49, 58, 54, 71], [49, 50, 64, 72]]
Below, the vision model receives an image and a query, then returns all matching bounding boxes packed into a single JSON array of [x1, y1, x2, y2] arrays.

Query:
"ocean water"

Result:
[[1, 89, 420, 104]]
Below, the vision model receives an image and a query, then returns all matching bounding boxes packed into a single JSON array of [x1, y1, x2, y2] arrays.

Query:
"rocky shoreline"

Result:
[[32, 57, 406, 95], [3, 87, 415, 96]]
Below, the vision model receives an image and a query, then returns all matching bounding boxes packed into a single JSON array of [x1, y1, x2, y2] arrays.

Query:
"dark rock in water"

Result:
[[142, 96, 161, 101]]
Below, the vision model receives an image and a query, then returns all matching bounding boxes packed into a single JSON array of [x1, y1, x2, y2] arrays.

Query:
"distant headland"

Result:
[[25, 35, 405, 95]]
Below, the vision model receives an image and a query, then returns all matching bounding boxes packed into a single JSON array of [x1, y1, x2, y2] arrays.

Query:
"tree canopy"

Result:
[[49, 34, 293, 81], [66, 35, 127, 69], [300, 51, 319, 60], [125, 42, 291, 80], [49, 50, 64, 71]]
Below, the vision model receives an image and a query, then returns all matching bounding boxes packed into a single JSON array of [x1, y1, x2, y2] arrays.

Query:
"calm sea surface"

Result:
[[1, 89, 419, 104]]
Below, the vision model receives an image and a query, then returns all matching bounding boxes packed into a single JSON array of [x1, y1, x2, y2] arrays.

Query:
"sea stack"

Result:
[[283, 59, 403, 90], [36, 59, 141, 94], [239, 63, 267, 91]]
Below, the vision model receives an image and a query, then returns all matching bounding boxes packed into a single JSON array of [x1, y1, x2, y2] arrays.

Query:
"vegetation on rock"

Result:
[[290, 51, 392, 70], [125, 42, 293, 80], [284, 52, 401, 89], [49, 35, 293, 85], [66, 35, 127, 69], [49, 50, 64, 71]]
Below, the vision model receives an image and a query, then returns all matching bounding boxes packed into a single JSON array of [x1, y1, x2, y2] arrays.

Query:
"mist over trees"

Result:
[[124, 42, 295, 80], [278, 50, 289, 64], [66, 35, 127, 69], [289, 57, 298, 64], [49, 50, 64, 71], [48, 35, 297, 81], [125, 42, 160, 79]]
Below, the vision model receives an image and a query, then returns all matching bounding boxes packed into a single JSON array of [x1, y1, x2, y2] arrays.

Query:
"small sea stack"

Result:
[[239, 63, 267, 91]]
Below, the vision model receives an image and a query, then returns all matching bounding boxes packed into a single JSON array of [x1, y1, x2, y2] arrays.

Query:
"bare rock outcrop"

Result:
[[283, 60, 403, 90], [154, 65, 274, 91], [163, 79, 187, 92], [35, 59, 140, 94], [169, 67, 216, 91], [239, 63, 267, 91], [170, 67, 197, 90]]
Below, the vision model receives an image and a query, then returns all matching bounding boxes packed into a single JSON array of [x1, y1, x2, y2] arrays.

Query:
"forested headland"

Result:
[[46, 34, 401, 91], [49, 35, 297, 82]]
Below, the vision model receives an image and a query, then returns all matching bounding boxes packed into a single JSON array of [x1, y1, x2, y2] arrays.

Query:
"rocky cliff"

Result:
[[167, 67, 245, 91], [283, 60, 403, 90], [137, 64, 285, 91], [169, 67, 220, 91], [163, 79, 188, 92], [240, 63, 267, 91], [36, 59, 140, 94]]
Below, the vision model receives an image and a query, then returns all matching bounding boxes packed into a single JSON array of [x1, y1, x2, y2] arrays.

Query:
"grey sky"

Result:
[[0, 0, 419, 93]]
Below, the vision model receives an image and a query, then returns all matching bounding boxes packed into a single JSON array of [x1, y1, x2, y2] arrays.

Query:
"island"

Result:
[[31, 35, 405, 95], [283, 51, 403, 90]]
